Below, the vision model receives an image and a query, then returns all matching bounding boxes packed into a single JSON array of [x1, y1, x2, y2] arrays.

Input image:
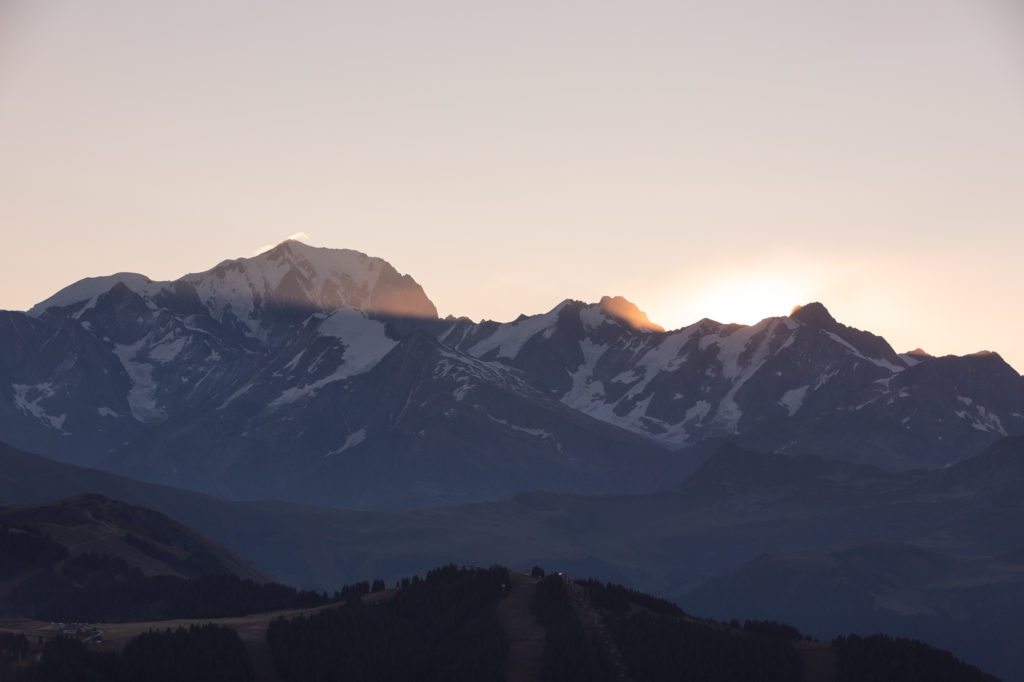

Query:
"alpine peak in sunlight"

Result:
[[30, 239, 438, 326], [211, 239, 438, 320], [597, 295, 665, 333], [788, 301, 837, 327]]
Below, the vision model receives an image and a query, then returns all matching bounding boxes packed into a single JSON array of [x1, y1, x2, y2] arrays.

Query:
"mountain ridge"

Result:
[[2, 241, 1022, 508], [30, 239, 438, 324]]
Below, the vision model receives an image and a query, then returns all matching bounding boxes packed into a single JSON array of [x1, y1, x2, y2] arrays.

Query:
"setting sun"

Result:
[[690, 275, 808, 326]]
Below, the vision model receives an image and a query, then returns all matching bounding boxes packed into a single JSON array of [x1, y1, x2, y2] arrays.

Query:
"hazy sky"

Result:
[[2, 0, 1022, 371]]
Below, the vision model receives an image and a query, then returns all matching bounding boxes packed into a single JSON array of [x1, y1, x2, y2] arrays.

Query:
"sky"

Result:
[[1, 0, 1022, 372]]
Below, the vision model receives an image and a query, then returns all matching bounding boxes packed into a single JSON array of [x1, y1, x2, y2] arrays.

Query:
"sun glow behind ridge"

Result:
[[677, 274, 810, 327]]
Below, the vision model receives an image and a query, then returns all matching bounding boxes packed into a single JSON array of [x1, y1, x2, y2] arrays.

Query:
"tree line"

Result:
[[7, 553, 332, 622], [0, 524, 68, 579], [833, 633, 1000, 682], [3, 557, 1004, 682], [267, 564, 510, 682], [577, 578, 685, 618], [578, 578, 803, 682], [531, 574, 612, 682], [6, 624, 252, 682]]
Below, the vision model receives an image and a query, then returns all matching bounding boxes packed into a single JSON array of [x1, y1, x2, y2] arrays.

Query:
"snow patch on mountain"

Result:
[[13, 383, 69, 433], [709, 319, 774, 381], [435, 349, 533, 397], [268, 313, 398, 408], [823, 330, 904, 372], [269, 372, 343, 408], [28, 273, 156, 317], [634, 327, 697, 377], [437, 322, 471, 347], [626, 394, 657, 426], [612, 369, 643, 384], [282, 350, 307, 373], [870, 357, 905, 372], [815, 369, 840, 390], [469, 301, 570, 359], [563, 339, 611, 412], [220, 383, 255, 409], [113, 339, 165, 423], [686, 400, 711, 423], [970, 404, 1007, 435], [326, 428, 367, 457], [149, 333, 188, 363], [318, 311, 397, 371], [709, 319, 780, 432], [780, 385, 810, 416], [481, 411, 555, 439]]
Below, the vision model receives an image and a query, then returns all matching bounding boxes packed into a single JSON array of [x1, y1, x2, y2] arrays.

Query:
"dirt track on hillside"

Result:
[[496, 572, 545, 682]]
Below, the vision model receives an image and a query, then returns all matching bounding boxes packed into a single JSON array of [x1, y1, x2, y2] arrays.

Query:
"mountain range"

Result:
[[1, 240, 1021, 508]]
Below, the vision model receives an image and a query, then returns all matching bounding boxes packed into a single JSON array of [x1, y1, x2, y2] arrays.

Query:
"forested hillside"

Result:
[[1, 564, 1001, 681], [2, 624, 252, 682]]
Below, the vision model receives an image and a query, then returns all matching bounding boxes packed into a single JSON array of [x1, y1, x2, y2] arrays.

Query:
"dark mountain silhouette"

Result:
[[0, 493, 266, 583]]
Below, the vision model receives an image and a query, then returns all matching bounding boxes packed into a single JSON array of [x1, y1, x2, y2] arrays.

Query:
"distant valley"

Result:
[[1, 436, 1023, 679]]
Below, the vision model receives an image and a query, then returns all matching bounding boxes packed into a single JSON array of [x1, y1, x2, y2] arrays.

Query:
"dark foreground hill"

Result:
[[0, 494, 266, 582], [0, 494, 339, 624], [1, 565, 1000, 682], [1, 623, 254, 682]]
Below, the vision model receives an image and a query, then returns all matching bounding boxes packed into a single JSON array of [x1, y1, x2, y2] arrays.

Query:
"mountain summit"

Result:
[[597, 296, 665, 333], [31, 240, 438, 323], [789, 301, 837, 327], [193, 240, 437, 320]]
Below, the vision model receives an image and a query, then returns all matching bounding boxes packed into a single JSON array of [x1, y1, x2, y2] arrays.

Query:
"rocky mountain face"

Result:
[[0, 241, 676, 507], [443, 299, 1024, 470], [1, 241, 1022, 507]]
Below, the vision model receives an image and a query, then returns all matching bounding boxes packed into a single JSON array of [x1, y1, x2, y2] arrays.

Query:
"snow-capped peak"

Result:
[[28, 273, 156, 317], [789, 301, 837, 328], [185, 240, 437, 323]]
